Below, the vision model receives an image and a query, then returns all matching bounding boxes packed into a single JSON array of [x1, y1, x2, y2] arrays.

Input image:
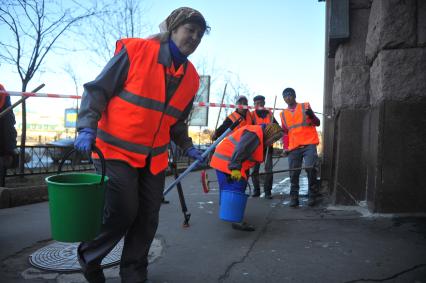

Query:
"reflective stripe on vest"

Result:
[[280, 103, 319, 151], [97, 129, 168, 156], [96, 38, 199, 174], [210, 125, 264, 179], [118, 90, 183, 119]]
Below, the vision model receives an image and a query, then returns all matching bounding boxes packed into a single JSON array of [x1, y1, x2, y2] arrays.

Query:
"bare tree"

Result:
[[0, 0, 95, 173], [84, 0, 150, 64], [63, 63, 80, 139]]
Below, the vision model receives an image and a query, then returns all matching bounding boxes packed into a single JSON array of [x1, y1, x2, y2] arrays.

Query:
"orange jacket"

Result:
[[251, 110, 272, 125], [95, 38, 199, 174], [280, 102, 319, 151], [210, 125, 264, 179], [227, 111, 253, 132]]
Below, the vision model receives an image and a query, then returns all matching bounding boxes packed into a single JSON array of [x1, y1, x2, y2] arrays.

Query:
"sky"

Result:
[[1, 0, 326, 130]]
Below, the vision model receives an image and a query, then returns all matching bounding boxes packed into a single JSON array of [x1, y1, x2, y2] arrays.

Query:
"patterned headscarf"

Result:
[[159, 7, 209, 33]]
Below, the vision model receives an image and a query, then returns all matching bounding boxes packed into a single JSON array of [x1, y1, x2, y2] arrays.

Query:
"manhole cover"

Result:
[[29, 239, 123, 272]]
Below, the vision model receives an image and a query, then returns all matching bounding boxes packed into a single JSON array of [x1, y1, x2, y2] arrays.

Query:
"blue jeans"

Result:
[[287, 144, 318, 197]]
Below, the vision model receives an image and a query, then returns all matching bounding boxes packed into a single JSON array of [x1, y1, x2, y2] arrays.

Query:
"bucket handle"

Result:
[[58, 145, 107, 186]]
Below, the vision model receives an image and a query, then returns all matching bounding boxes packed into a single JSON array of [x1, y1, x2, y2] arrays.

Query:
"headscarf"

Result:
[[159, 7, 208, 33], [153, 7, 209, 43]]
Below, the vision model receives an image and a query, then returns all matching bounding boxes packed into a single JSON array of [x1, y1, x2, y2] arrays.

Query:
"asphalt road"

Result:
[[1, 158, 426, 283]]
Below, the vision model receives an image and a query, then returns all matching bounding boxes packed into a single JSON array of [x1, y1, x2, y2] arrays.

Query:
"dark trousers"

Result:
[[251, 146, 273, 194], [287, 144, 318, 197], [0, 156, 6, 187], [78, 159, 165, 282]]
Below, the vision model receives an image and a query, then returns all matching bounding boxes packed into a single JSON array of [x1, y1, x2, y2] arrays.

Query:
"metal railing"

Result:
[[5, 145, 195, 177], [6, 145, 94, 176]]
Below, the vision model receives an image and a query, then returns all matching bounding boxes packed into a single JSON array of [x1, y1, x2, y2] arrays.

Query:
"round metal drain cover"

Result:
[[29, 239, 123, 272]]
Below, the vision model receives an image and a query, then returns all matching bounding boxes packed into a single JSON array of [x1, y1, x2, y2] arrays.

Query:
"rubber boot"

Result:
[[77, 246, 105, 283], [252, 190, 260, 197], [307, 194, 316, 207], [231, 222, 256, 232], [264, 191, 272, 199], [289, 194, 299, 207]]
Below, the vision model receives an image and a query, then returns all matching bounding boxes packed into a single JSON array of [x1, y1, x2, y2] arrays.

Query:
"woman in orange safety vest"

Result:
[[74, 7, 210, 283], [210, 124, 283, 232]]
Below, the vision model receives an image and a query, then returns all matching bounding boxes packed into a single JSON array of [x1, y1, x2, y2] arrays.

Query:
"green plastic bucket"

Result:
[[45, 146, 108, 243]]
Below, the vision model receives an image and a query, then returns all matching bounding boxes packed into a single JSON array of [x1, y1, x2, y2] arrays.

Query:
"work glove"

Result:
[[185, 146, 205, 163], [230, 169, 242, 181], [74, 128, 96, 155], [305, 108, 315, 119]]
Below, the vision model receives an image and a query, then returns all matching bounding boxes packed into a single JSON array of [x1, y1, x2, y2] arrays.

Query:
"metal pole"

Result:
[[0, 84, 45, 119], [264, 95, 278, 167], [250, 167, 314, 177], [214, 83, 227, 132], [169, 145, 191, 227]]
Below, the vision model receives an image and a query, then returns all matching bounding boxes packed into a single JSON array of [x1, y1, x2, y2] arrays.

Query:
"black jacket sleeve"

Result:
[[170, 97, 195, 151], [228, 131, 260, 170], [212, 118, 233, 140], [0, 96, 17, 156], [77, 48, 130, 130]]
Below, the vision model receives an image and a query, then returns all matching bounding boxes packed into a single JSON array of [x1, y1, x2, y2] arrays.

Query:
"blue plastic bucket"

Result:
[[219, 190, 248, 222]]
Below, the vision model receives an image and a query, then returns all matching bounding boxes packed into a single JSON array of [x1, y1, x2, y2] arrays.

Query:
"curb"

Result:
[[0, 185, 48, 209]]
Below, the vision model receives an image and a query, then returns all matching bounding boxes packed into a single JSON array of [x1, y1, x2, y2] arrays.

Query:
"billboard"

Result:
[[188, 75, 210, 126], [64, 108, 77, 128]]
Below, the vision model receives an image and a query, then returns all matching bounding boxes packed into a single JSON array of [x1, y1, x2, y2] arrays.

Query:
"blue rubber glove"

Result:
[[74, 128, 96, 155], [185, 146, 205, 163]]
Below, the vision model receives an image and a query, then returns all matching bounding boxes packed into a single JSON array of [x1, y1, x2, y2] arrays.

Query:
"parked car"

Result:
[[46, 138, 88, 165]]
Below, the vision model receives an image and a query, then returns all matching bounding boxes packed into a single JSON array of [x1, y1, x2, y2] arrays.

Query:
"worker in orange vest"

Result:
[[74, 7, 209, 283], [280, 88, 320, 207], [250, 95, 280, 199], [0, 84, 17, 187], [210, 124, 283, 231], [211, 95, 253, 140]]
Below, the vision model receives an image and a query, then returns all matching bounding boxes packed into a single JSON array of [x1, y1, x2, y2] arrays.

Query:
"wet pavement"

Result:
[[1, 158, 426, 282]]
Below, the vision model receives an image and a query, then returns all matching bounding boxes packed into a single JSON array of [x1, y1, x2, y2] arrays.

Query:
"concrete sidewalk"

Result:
[[1, 164, 425, 282]]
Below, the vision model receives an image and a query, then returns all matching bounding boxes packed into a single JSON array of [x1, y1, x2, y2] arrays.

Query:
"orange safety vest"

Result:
[[227, 111, 253, 132], [0, 84, 6, 108], [279, 102, 319, 151], [210, 125, 264, 179], [95, 38, 199, 174], [251, 110, 272, 125]]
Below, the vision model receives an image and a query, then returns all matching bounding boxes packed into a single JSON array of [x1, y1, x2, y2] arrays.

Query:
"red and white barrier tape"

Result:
[[196, 102, 283, 111], [0, 90, 81, 99], [1, 90, 285, 111]]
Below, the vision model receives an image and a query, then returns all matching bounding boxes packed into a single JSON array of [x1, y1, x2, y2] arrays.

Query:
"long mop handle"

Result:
[[164, 117, 242, 196]]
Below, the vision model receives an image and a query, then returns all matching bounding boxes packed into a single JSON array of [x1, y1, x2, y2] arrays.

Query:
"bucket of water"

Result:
[[45, 146, 107, 242]]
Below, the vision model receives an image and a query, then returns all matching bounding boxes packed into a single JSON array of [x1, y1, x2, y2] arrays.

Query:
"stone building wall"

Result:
[[323, 0, 426, 212]]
